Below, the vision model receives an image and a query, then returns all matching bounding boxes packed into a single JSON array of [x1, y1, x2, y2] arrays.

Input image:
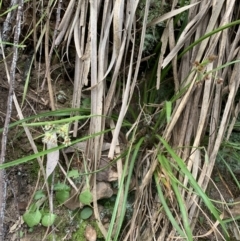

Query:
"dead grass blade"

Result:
[[55, 0, 76, 46], [162, 2, 211, 69], [156, 2, 200, 89], [147, 2, 200, 28], [108, 0, 147, 159]]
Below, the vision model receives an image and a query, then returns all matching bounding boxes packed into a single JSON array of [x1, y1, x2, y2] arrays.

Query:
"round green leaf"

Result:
[[23, 210, 42, 228], [54, 182, 70, 191], [79, 189, 93, 205], [56, 190, 70, 204], [34, 190, 46, 200], [41, 213, 56, 227], [67, 169, 79, 179], [80, 207, 93, 220]]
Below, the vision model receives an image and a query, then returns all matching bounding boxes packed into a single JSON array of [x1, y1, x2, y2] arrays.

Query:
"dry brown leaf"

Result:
[[63, 189, 82, 210], [9, 217, 24, 233]]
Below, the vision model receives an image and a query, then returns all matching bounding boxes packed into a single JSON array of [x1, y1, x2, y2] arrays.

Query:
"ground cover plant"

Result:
[[0, 0, 240, 240]]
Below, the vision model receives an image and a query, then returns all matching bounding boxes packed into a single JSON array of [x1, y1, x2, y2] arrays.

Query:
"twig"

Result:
[[43, 1, 55, 110], [1, 0, 18, 51], [0, 1, 24, 240], [41, 0, 62, 110]]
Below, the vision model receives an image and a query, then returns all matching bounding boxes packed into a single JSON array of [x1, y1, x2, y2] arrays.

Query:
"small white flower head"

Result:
[[44, 124, 55, 131], [42, 131, 57, 145], [63, 136, 71, 147], [57, 124, 69, 138]]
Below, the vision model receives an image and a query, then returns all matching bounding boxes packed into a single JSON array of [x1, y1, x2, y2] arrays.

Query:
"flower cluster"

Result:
[[42, 123, 71, 146], [56, 124, 69, 138], [42, 131, 57, 145]]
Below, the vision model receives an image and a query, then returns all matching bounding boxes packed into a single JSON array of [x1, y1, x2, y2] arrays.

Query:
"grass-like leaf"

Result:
[[157, 136, 229, 237], [0, 130, 111, 170], [158, 154, 193, 240], [154, 172, 186, 238], [107, 137, 144, 241]]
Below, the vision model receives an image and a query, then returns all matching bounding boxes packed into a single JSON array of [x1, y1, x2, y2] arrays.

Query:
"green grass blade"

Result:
[[106, 137, 144, 241], [218, 152, 240, 191], [22, 115, 93, 126], [21, 54, 34, 107], [157, 136, 229, 237], [0, 108, 90, 133], [0, 129, 111, 170], [158, 154, 192, 240], [165, 101, 172, 123], [113, 137, 144, 240], [154, 172, 186, 237], [179, 19, 240, 59]]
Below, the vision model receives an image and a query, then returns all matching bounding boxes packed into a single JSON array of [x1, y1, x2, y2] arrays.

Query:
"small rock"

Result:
[[85, 225, 97, 241], [96, 182, 113, 200]]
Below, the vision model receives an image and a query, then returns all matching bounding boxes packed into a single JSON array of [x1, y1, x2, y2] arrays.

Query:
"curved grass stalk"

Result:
[[179, 19, 240, 61], [162, 20, 240, 69], [0, 108, 90, 133], [22, 114, 93, 127]]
